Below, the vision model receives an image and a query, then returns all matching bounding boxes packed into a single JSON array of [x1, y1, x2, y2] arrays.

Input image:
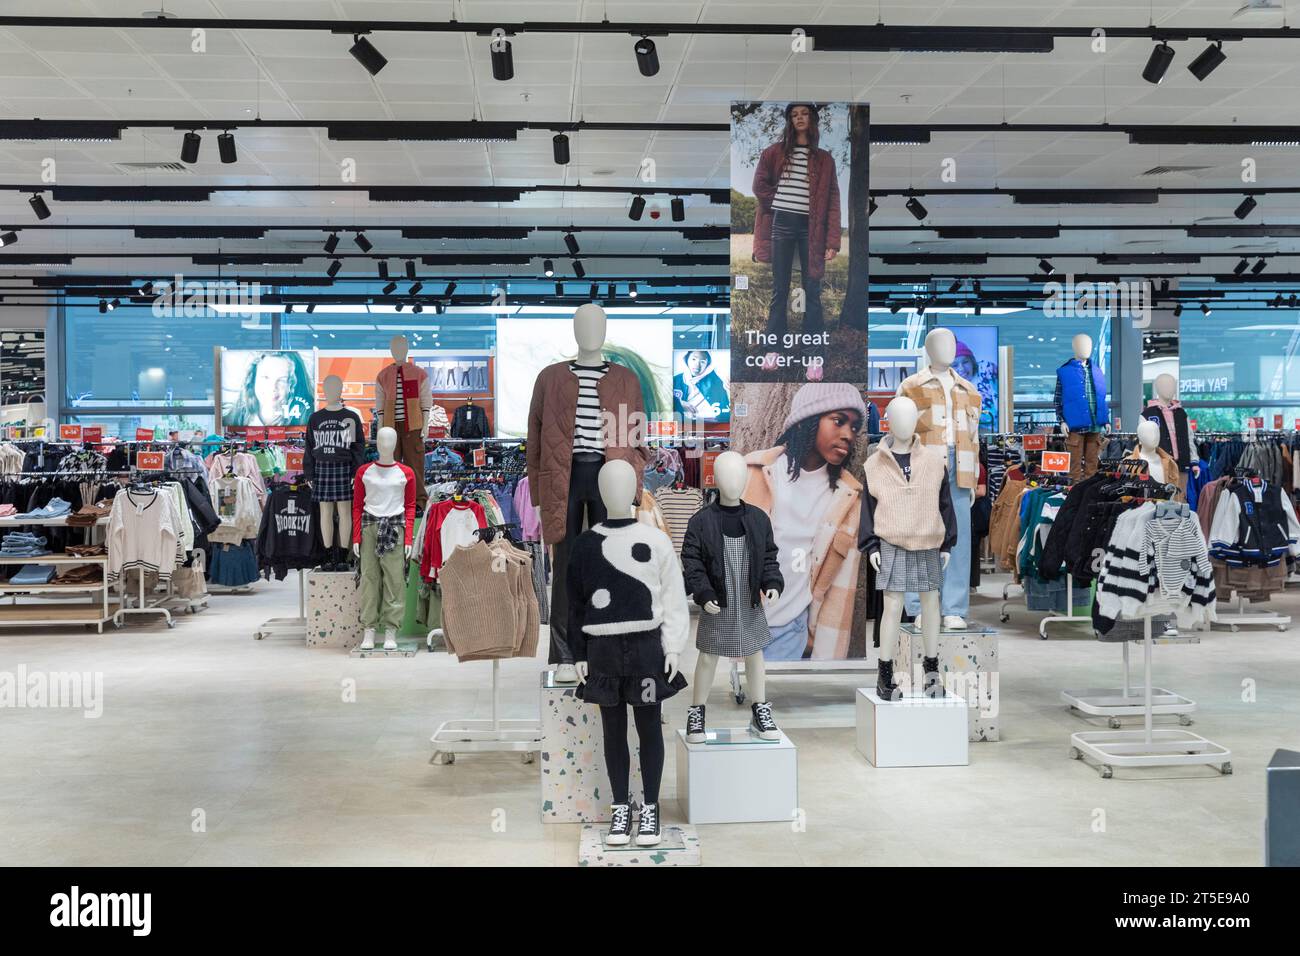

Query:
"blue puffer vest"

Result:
[[1057, 358, 1109, 429]]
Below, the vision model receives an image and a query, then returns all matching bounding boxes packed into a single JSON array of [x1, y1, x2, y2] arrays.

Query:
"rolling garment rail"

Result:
[[1061, 630, 1198, 729], [430, 658, 541, 764], [255, 568, 306, 640]]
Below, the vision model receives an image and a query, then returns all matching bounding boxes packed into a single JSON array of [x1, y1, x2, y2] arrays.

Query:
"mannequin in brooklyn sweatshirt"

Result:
[[352, 427, 416, 651], [304, 374, 364, 571], [569, 460, 688, 848], [859, 397, 957, 701]]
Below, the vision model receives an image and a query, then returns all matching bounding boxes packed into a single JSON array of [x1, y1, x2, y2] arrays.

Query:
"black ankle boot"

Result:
[[876, 659, 899, 701], [922, 655, 942, 699]]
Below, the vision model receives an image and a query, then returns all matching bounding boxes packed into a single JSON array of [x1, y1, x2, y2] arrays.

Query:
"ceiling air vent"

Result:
[[112, 161, 191, 174], [1138, 165, 1215, 177]]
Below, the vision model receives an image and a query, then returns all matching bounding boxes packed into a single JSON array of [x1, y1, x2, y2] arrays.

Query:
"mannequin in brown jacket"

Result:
[[526, 304, 651, 680]]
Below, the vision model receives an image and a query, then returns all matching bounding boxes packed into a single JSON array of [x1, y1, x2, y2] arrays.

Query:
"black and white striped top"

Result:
[[772, 146, 811, 214], [570, 361, 609, 454]]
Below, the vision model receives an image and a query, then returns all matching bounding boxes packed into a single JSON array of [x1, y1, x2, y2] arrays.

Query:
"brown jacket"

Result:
[[526, 361, 651, 545], [750, 142, 842, 281], [896, 367, 982, 489]]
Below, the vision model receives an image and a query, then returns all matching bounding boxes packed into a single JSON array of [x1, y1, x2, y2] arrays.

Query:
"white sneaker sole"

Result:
[[635, 834, 662, 846], [605, 834, 631, 846], [750, 724, 780, 741], [685, 731, 706, 743]]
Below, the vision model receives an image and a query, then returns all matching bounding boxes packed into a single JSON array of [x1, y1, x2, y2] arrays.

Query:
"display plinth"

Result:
[[578, 824, 700, 867], [1266, 749, 1300, 867], [540, 671, 642, 823], [305, 570, 360, 648], [675, 728, 797, 824], [897, 621, 999, 741], [350, 639, 421, 658], [856, 687, 970, 768]]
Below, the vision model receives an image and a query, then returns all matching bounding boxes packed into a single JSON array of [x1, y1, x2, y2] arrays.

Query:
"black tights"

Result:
[[599, 703, 664, 805]]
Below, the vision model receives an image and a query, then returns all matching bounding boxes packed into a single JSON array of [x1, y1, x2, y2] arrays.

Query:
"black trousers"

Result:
[[547, 454, 607, 664], [600, 703, 665, 805], [768, 209, 824, 335]]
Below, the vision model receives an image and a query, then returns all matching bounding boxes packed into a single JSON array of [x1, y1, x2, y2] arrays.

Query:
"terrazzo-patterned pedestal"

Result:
[[578, 824, 700, 866], [540, 671, 642, 823], [350, 639, 421, 658], [897, 621, 1000, 741], [306, 571, 361, 649]]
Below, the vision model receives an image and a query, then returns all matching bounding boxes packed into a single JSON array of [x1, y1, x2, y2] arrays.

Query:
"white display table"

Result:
[[856, 687, 970, 768], [675, 727, 797, 824]]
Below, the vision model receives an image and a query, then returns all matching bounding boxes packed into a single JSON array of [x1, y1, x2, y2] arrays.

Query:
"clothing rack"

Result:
[[429, 659, 541, 765], [254, 568, 306, 641], [1062, 633, 1199, 729]]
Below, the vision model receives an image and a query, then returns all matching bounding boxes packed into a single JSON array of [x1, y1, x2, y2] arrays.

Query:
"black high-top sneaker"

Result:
[[750, 700, 780, 740], [606, 803, 631, 846], [922, 656, 943, 699], [635, 802, 662, 846], [876, 658, 899, 701], [685, 704, 706, 743]]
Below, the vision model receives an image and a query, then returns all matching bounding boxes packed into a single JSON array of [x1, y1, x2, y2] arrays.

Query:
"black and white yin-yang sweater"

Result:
[[565, 518, 690, 659]]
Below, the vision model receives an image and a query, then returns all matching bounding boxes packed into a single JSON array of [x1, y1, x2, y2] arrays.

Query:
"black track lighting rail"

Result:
[[0, 183, 728, 202], [0, 119, 726, 139]]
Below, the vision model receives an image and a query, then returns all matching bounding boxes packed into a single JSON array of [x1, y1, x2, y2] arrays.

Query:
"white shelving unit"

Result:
[[0, 554, 115, 633]]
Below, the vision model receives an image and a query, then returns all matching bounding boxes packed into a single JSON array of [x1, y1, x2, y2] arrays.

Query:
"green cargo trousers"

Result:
[[359, 524, 406, 631]]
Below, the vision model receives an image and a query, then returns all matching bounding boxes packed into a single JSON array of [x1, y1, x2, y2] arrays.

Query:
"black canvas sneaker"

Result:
[[606, 803, 631, 846], [635, 802, 662, 846], [685, 704, 706, 743], [750, 700, 780, 740]]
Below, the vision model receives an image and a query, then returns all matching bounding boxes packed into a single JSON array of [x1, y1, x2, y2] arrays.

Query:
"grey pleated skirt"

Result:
[[876, 540, 943, 592]]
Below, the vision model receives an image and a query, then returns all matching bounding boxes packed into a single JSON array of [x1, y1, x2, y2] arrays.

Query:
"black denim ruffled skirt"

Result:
[[576, 626, 688, 707]]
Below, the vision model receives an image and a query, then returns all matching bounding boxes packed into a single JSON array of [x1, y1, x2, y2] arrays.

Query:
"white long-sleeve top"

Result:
[[1096, 503, 1215, 628], [106, 488, 185, 585], [207, 451, 267, 506], [209, 475, 262, 544]]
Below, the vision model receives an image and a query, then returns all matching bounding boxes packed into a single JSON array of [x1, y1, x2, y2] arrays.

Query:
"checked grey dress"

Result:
[[876, 540, 943, 593], [695, 535, 769, 657]]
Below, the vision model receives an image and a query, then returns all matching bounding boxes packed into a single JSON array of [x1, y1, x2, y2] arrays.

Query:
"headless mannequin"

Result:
[[689, 451, 780, 734], [1135, 419, 1166, 484], [1153, 372, 1177, 406], [354, 427, 413, 650], [548, 303, 609, 685], [317, 374, 353, 559], [376, 334, 430, 436], [869, 397, 948, 698], [1060, 333, 1110, 436]]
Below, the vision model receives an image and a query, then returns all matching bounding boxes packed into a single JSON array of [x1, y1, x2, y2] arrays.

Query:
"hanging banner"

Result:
[[82, 426, 102, 442], [136, 427, 155, 441]]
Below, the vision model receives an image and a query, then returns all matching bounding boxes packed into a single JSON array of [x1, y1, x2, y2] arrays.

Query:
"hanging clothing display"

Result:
[[303, 406, 365, 502], [419, 498, 488, 582], [106, 487, 186, 591], [206, 450, 267, 505], [449, 403, 491, 440], [255, 482, 324, 580], [209, 474, 262, 545], [438, 536, 540, 661]]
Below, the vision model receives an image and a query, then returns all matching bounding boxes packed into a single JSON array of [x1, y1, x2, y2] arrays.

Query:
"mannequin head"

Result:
[[1136, 418, 1160, 452], [389, 335, 409, 364], [376, 426, 398, 463], [573, 303, 608, 357], [322, 374, 344, 408], [713, 451, 747, 506], [597, 459, 637, 518], [885, 396, 918, 444], [1072, 333, 1092, 361], [1154, 372, 1177, 402], [924, 328, 956, 371]]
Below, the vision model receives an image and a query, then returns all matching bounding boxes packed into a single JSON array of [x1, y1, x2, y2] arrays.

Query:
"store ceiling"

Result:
[[3, 0, 1300, 287]]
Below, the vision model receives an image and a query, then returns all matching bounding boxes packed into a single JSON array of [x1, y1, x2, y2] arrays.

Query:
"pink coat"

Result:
[[750, 142, 842, 280]]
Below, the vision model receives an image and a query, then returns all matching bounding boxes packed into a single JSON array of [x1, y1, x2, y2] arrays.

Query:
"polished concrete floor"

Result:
[[0, 575, 1294, 867]]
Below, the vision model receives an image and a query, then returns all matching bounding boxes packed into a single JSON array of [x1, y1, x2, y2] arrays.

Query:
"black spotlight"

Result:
[[947, 279, 962, 293], [413, 303, 423, 314], [327, 260, 342, 278], [916, 302, 926, 317], [869, 198, 878, 216], [629, 196, 647, 221], [180, 131, 201, 164], [444, 282, 457, 297], [905, 196, 927, 221], [552, 133, 570, 165], [405, 259, 416, 280], [671, 197, 685, 222], [572, 259, 586, 279], [29, 194, 50, 220], [1233, 258, 1249, 275], [589, 283, 599, 301], [543, 259, 555, 277], [1291, 294, 1298, 308], [1173, 303, 1183, 317], [0, 231, 16, 247], [217, 131, 237, 164], [1142, 42, 1175, 84], [382, 282, 397, 296], [972, 280, 982, 295], [490, 38, 514, 81], [554, 281, 564, 297], [1188, 41, 1226, 81], [395, 303, 405, 313], [409, 282, 423, 296], [285, 304, 294, 314], [634, 37, 660, 77], [306, 303, 316, 314], [1200, 302, 1212, 315], [354, 232, 372, 252], [564, 233, 580, 255], [1038, 258, 1056, 275], [629, 282, 638, 299], [98, 299, 108, 314], [1234, 195, 1257, 220], [378, 261, 389, 279], [349, 34, 388, 76], [1252, 258, 1267, 274], [323, 233, 339, 254], [889, 302, 902, 314]]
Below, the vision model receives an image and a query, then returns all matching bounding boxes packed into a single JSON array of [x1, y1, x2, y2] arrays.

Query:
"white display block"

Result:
[[897, 621, 999, 741], [578, 824, 700, 867], [349, 639, 420, 658], [856, 687, 970, 768], [675, 728, 798, 824], [539, 671, 642, 823], [305, 570, 361, 648]]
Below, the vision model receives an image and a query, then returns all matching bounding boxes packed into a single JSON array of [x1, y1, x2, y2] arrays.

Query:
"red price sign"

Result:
[[137, 451, 165, 471], [136, 427, 155, 441], [880, 418, 890, 432], [472, 447, 486, 467], [1041, 451, 1071, 473], [1023, 434, 1047, 451], [1248, 417, 1264, 429], [1190, 419, 1198, 430], [244, 427, 267, 440], [267, 426, 287, 441], [1275, 415, 1285, 430], [82, 426, 102, 442], [285, 450, 304, 472], [701, 451, 720, 487], [59, 424, 82, 441]]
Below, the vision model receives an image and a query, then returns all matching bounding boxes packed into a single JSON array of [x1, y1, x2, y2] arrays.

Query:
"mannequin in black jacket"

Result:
[[1140, 373, 1191, 476]]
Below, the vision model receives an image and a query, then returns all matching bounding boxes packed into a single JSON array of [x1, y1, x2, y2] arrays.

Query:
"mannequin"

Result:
[[352, 427, 416, 650], [1141, 373, 1190, 493], [304, 374, 364, 571], [858, 397, 957, 700], [526, 304, 651, 685], [1056, 333, 1110, 479], [571, 460, 688, 848], [375, 335, 431, 510], [681, 451, 783, 742], [896, 328, 978, 630], [1132, 419, 1169, 485]]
